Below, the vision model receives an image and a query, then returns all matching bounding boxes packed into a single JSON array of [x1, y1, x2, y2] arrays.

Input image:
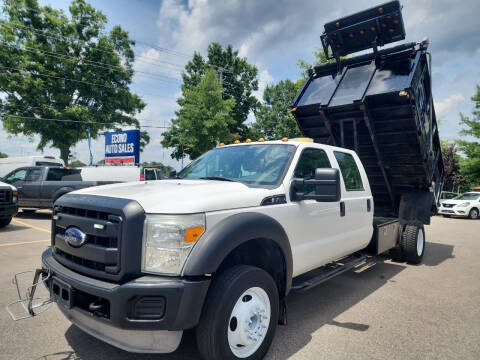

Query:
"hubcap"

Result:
[[471, 209, 479, 219], [417, 228, 424, 256], [227, 287, 271, 358]]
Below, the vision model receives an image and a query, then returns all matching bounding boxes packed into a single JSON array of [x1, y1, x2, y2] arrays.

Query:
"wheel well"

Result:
[[216, 238, 287, 298]]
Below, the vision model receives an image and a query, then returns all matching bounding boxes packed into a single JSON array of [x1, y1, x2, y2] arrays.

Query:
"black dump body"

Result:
[[291, 42, 444, 219]]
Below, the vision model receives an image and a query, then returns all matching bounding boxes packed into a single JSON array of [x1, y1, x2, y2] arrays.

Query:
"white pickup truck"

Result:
[[31, 139, 427, 360]]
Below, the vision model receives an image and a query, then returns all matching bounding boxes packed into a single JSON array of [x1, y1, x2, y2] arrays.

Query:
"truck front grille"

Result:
[[0, 189, 12, 204], [52, 195, 145, 283]]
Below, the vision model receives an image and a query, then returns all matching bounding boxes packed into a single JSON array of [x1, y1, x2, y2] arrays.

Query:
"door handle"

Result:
[[340, 201, 345, 217]]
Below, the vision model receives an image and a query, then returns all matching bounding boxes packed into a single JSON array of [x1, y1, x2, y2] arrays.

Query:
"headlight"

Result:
[[457, 202, 470, 207], [12, 190, 18, 204], [142, 213, 205, 275]]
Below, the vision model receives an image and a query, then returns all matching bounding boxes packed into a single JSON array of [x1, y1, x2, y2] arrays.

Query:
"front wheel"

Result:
[[0, 217, 12, 228], [468, 208, 479, 220], [196, 265, 279, 360]]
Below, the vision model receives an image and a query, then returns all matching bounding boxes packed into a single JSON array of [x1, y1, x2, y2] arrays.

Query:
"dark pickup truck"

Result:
[[1, 166, 114, 210]]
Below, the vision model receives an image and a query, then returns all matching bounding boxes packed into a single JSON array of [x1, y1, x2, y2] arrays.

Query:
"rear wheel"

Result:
[[196, 265, 279, 360], [0, 217, 12, 228], [401, 224, 425, 264], [468, 208, 479, 220]]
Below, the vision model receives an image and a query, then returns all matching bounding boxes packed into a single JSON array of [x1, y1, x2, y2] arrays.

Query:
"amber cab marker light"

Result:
[[281, 137, 288, 142], [234, 140, 241, 144], [292, 107, 297, 112], [258, 138, 265, 142], [219, 142, 225, 147], [245, 138, 252, 143], [399, 90, 410, 99]]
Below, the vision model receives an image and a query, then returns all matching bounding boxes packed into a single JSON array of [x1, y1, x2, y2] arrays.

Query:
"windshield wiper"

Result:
[[199, 176, 236, 182]]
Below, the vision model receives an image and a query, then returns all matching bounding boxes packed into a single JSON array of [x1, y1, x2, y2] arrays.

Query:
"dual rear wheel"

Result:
[[391, 223, 425, 264]]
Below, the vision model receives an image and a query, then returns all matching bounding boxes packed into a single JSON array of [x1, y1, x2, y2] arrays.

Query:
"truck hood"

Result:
[[0, 181, 16, 191], [71, 180, 283, 213]]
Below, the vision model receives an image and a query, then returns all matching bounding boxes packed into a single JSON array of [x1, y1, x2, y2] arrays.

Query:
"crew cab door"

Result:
[[21, 168, 45, 206], [331, 151, 373, 255], [286, 147, 343, 275]]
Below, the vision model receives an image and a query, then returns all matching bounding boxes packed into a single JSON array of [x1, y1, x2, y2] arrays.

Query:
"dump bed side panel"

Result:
[[292, 45, 444, 220]]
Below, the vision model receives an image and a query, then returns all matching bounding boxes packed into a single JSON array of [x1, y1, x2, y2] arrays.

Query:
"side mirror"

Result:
[[168, 170, 177, 179], [292, 168, 341, 202]]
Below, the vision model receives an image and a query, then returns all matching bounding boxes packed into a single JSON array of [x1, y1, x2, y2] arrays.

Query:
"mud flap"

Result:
[[6, 269, 53, 321]]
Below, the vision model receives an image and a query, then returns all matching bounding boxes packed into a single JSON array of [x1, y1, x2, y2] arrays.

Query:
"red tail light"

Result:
[[140, 173, 145, 181]]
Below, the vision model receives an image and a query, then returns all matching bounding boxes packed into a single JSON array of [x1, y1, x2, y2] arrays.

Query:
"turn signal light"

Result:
[[185, 226, 205, 243]]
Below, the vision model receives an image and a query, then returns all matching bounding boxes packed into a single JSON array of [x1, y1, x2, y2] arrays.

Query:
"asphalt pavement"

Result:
[[0, 212, 479, 360]]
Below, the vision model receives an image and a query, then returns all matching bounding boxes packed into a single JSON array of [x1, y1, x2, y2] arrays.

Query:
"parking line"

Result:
[[0, 239, 50, 247], [11, 219, 51, 234]]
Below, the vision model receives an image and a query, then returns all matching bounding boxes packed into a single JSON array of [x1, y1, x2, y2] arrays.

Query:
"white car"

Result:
[[438, 192, 480, 219]]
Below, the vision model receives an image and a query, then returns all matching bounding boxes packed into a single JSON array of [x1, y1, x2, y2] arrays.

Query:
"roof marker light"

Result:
[[245, 138, 252, 143], [234, 140, 241, 144], [258, 138, 265, 142], [281, 137, 288, 142], [219, 142, 225, 146]]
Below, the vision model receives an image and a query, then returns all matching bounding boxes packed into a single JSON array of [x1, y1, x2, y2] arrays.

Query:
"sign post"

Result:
[[104, 129, 140, 165]]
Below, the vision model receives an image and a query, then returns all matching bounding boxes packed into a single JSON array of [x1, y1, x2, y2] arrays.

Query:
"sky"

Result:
[[0, 0, 479, 170]]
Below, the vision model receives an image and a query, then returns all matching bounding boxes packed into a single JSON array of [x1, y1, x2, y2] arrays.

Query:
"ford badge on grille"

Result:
[[65, 227, 87, 247]]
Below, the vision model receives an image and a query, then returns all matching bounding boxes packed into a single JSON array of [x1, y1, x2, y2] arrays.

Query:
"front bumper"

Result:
[[41, 248, 210, 353], [438, 207, 468, 217], [0, 203, 18, 218]]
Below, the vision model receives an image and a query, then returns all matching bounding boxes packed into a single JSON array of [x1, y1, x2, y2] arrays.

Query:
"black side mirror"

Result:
[[292, 168, 341, 202], [168, 170, 177, 179]]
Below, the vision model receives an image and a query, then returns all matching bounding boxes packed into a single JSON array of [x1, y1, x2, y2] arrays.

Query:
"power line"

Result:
[[1, 113, 172, 129]]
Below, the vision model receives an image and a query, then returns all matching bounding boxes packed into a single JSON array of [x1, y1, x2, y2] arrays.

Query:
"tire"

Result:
[[389, 247, 404, 262], [468, 208, 479, 220], [401, 224, 425, 264], [196, 265, 279, 360], [0, 217, 12, 228]]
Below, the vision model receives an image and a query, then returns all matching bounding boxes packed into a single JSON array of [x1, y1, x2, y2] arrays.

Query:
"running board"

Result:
[[291, 253, 376, 293]]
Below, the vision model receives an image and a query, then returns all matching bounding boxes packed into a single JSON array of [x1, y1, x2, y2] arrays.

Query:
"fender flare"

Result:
[[183, 212, 293, 295], [52, 187, 74, 203]]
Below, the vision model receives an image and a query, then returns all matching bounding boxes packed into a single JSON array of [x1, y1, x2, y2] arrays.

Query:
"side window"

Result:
[[294, 148, 331, 195], [334, 151, 364, 191], [5, 169, 27, 183], [144, 169, 156, 180], [26, 168, 43, 182]]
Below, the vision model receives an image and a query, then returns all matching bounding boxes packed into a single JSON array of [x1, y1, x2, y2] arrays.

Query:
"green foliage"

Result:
[[181, 43, 258, 137], [161, 69, 235, 160], [0, 151, 7, 158], [0, 0, 146, 165], [69, 159, 86, 167], [297, 48, 337, 79], [457, 85, 480, 188], [440, 139, 463, 191], [250, 80, 302, 140]]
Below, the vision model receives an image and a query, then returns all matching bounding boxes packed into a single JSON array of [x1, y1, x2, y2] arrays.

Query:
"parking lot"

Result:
[[0, 213, 479, 360]]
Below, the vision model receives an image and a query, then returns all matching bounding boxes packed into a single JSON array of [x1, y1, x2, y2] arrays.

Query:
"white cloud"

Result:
[[435, 93, 465, 120], [253, 69, 274, 101]]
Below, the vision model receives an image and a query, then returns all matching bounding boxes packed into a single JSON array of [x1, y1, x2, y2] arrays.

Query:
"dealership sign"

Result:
[[105, 129, 140, 165]]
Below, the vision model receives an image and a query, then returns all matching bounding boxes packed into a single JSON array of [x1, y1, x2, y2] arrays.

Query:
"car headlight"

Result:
[[12, 190, 18, 204], [142, 213, 205, 275], [457, 202, 470, 207]]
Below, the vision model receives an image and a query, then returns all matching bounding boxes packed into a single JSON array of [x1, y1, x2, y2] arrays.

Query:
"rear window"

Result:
[[46, 168, 81, 181], [334, 152, 364, 191], [35, 161, 62, 167]]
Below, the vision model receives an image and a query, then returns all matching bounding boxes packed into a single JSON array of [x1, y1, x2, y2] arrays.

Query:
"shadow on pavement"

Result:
[[422, 242, 455, 266], [16, 210, 52, 220], [59, 261, 406, 360], [0, 224, 29, 233]]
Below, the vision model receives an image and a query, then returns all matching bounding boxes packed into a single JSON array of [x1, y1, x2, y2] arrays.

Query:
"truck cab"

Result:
[[0, 181, 18, 228]]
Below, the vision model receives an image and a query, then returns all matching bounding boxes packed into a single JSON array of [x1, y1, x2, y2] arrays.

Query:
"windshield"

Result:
[[454, 193, 480, 201], [177, 144, 296, 186]]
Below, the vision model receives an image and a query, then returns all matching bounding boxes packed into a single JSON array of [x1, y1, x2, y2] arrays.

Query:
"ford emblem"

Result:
[[65, 227, 87, 247]]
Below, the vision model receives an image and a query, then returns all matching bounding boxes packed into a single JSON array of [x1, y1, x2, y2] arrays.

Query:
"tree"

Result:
[[141, 161, 174, 177], [457, 85, 480, 188], [0, 0, 146, 165], [440, 140, 463, 191], [0, 152, 7, 158], [182, 43, 258, 137], [297, 48, 338, 79], [69, 159, 86, 167], [161, 69, 235, 160], [250, 79, 302, 140]]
